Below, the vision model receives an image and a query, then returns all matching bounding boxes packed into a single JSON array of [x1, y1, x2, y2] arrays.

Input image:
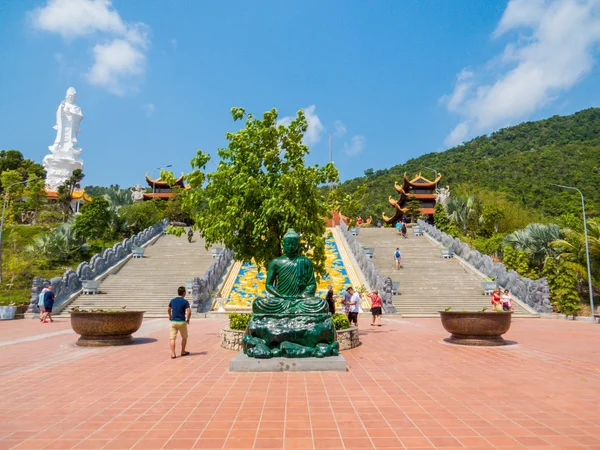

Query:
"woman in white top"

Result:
[[501, 289, 513, 312]]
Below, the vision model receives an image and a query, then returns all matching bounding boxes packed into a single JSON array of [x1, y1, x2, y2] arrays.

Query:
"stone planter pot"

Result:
[[70, 311, 145, 347], [221, 328, 244, 351], [439, 311, 512, 346], [480, 281, 497, 294], [0, 306, 17, 320], [440, 248, 453, 258], [336, 326, 360, 350]]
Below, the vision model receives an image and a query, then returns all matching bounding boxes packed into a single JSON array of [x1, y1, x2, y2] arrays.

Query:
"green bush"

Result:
[[332, 313, 350, 330], [36, 210, 64, 225], [229, 313, 251, 330]]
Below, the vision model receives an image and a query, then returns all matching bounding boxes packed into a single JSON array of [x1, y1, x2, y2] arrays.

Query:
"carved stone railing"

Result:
[[29, 219, 168, 314], [418, 220, 552, 313], [192, 248, 234, 312], [338, 220, 397, 313]]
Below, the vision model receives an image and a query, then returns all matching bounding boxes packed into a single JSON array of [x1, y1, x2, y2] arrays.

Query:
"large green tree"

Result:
[[178, 107, 338, 277], [119, 199, 165, 234], [73, 197, 113, 248]]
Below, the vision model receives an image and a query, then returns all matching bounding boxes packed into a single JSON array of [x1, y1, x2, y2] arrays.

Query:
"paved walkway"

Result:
[[1, 317, 599, 449]]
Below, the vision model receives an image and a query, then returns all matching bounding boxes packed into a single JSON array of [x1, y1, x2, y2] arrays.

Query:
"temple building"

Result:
[[142, 173, 186, 200], [45, 188, 91, 213], [382, 172, 442, 224]]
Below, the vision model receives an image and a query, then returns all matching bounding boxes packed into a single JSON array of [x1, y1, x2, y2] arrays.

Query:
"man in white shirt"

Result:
[[347, 287, 361, 326]]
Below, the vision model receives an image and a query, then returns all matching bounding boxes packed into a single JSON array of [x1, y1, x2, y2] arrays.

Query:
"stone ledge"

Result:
[[221, 326, 361, 352], [230, 351, 347, 372], [337, 326, 360, 350], [220, 328, 244, 351]]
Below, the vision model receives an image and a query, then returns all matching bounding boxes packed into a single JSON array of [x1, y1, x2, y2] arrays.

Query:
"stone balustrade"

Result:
[[418, 220, 552, 313], [192, 248, 234, 312]]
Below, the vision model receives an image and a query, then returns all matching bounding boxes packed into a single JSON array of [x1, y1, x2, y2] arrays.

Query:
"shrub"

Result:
[[229, 313, 251, 330], [332, 313, 350, 330], [36, 210, 64, 225]]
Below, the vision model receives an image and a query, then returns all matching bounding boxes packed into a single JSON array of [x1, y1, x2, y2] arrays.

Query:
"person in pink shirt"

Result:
[[369, 290, 383, 326]]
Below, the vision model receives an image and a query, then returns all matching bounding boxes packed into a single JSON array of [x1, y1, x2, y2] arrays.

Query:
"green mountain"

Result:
[[340, 108, 600, 221]]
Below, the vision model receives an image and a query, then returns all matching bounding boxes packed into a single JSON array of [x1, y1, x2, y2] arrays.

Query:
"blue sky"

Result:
[[1, 0, 600, 188]]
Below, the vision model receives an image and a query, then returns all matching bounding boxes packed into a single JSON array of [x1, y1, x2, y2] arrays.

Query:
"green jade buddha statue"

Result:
[[243, 229, 338, 358]]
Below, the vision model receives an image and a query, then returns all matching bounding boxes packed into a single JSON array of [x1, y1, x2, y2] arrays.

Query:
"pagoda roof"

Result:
[[45, 189, 92, 202], [145, 173, 185, 188], [388, 196, 408, 213], [401, 172, 442, 190], [410, 193, 437, 200], [142, 192, 175, 200]]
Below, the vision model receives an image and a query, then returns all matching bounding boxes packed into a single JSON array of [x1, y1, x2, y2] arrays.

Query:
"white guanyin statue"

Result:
[[43, 87, 84, 191]]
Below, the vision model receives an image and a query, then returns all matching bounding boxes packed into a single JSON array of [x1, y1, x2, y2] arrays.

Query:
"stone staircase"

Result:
[[56, 232, 216, 318], [354, 227, 537, 317]]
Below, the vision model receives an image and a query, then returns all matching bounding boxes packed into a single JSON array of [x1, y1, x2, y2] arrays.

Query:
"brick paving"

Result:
[[0, 317, 599, 449]]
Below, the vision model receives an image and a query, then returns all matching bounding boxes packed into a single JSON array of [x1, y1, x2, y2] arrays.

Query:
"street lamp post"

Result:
[[0, 178, 39, 283], [153, 164, 172, 198], [551, 184, 595, 316], [423, 166, 438, 193]]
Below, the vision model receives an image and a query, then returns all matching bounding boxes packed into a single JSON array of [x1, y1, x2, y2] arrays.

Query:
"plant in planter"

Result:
[[439, 309, 512, 346], [332, 313, 350, 330], [229, 312, 251, 331], [220, 313, 251, 351], [69, 306, 144, 346]]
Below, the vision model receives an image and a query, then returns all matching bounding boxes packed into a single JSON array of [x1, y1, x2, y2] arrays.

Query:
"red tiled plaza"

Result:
[[1, 317, 600, 449]]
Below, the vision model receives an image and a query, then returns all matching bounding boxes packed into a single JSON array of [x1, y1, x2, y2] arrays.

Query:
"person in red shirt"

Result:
[[369, 290, 383, 326], [491, 288, 502, 311]]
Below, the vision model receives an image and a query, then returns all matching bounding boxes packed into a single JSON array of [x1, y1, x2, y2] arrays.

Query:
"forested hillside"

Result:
[[340, 108, 600, 220]]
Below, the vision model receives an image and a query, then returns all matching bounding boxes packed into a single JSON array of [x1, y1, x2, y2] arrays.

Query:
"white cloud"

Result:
[[344, 135, 366, 156], [279, 105, 325, 145], [29, 0, 150, 95], [143, 102, 155, 117], [333, 120, 347, 137], [88, 39, 146, 94], [442, 0, 600, 147], [303, 105, 324, 145]]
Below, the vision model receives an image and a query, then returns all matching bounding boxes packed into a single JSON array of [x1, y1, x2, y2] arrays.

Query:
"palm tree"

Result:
[[103, 188, 133, 210], [445, 196, 481, 235], [551, 218, 600, 285], [504, 223, 561, 266], [26, 222, 89, 263]]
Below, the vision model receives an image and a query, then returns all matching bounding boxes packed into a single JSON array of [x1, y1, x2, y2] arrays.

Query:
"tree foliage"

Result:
[[73, 197, 112, 246], [57, 169, 84, 217], [405, 196, 422, 223], [25, 222, 89, 264], [177, 107, 339, 277], [119, 199, 165, 234]]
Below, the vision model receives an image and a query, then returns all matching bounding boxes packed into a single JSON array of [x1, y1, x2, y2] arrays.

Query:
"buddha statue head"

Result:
[[282, 229, 300, 258]]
